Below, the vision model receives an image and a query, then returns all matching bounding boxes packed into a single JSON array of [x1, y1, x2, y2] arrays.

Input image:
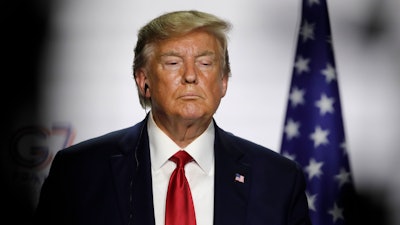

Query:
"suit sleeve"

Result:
[[32, 151, 69, 225], [288, 163, 312, 225]]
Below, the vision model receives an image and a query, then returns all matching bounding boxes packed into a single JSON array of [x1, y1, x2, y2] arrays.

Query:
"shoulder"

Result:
[[46, 120, 147, 178], [56, 119, 146, 159], [215, 124, 300, 172]]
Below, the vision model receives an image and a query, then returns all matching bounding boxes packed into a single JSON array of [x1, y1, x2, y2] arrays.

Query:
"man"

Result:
[[33, 10, 311, 225]]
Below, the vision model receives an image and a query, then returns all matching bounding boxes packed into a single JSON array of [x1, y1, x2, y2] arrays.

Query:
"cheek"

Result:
[[152, 78, 179, 97], [153, 67, 182, 85]]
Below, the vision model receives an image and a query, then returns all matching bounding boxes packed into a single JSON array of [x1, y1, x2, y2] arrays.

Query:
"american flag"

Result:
[[235, 173, 245, 183], [280, 0, 358, 224]]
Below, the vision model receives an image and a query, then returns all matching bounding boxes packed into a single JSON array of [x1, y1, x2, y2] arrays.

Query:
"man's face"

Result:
[[146, 30, 228, 122]]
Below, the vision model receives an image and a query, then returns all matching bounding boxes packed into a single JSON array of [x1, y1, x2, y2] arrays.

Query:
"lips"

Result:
[[179, 93, 201, 100]]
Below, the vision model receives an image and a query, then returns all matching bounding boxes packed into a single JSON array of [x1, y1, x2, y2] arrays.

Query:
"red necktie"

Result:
[[165, 150, 196, 225]]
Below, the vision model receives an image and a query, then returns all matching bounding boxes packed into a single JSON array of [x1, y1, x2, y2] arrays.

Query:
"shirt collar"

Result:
[[147, 111, 215, 174]]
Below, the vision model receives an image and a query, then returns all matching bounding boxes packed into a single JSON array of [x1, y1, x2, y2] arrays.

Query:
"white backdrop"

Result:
[[38, 0, 400, 224]]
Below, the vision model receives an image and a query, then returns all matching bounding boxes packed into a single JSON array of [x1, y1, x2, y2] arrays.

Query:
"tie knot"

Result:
[[170, 150, 193, 168]]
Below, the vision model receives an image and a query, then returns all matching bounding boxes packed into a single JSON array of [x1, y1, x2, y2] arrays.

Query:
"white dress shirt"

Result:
[[148, 112, 215, 225]]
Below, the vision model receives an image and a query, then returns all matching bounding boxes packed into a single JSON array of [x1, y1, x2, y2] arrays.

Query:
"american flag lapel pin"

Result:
[[234, 173, 245, 183]]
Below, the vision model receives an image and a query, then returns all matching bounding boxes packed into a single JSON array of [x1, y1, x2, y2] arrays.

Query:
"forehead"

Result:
[[155, 30, 221, 56]]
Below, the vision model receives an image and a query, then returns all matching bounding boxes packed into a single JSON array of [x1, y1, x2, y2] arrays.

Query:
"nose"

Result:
[[182, 61, 197, 84]]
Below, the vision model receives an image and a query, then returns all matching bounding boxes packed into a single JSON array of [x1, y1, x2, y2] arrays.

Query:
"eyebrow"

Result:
[[160, 50, 216, 58], [197, 50, 216, 57]]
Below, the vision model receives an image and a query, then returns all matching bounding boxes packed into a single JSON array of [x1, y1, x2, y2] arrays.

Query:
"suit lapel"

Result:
[[110, 116, 156, 225], [213, 124, 251, 225]]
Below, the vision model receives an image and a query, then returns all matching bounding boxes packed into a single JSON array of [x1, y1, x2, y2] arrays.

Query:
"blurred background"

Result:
[[3, 0, 400, 224]]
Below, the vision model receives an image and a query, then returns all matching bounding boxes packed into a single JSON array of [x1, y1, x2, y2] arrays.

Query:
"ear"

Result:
[[220, 74, 229, 98], [135, 68, 150, 98]]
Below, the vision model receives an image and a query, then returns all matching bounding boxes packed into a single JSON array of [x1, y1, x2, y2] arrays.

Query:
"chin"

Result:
[[176, 103, 214, 120], [178, 109, 206, 120]]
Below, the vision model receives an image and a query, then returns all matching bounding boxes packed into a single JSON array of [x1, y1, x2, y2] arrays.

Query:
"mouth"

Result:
[[180, 95, 201, 100], [179, 92, 202, 100]]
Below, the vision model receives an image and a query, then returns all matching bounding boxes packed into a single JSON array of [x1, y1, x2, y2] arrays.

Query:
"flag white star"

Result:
[[304, 158, 324, 180], [284, 118, 301, 140], [328, 202, 344, 222], [334, 167, 351, 188], [294, 55, 310, 75], [300, 20, 315, 43], [315, 93, 335, 115], [310, 126, 329, 148], [289, 86, 306, 107], [307, 0, 320, 7], [321, 63, 336, 83], [306, 192, 318, 211]]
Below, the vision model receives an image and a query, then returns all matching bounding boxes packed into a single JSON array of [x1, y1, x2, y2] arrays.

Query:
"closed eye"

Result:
[[160, 55, 182, 70]]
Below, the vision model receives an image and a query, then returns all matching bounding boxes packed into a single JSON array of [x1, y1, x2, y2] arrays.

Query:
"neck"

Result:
[[151, 113, 212, 148]]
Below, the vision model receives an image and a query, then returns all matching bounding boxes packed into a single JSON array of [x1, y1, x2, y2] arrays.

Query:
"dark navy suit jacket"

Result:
[[34, 116, 311, 225]]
